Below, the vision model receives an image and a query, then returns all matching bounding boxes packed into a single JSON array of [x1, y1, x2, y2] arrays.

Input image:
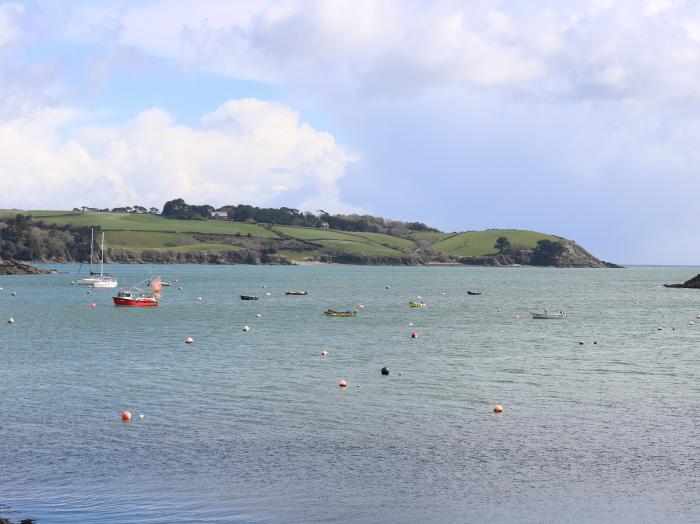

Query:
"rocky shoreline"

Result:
[[0, 257, 57, 275]]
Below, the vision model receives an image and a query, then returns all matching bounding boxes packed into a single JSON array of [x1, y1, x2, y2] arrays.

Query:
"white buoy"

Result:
[[11, 291, 17, 296], [138, 414, 145, 420], [256, 313, 262, 318], [266, 292, 271, 296], [320, 351, 328, 357], [197, 296, 203, 301], [690, 320, 695, 326], [71, 281, 75, 285], [185, 337, 194, 344], [243, 325, 250, 332], [408, 322, 414, 326], [7, 317, 15, 324]]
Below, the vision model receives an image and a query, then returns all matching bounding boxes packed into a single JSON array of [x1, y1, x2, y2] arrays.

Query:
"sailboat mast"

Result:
[[90, 228, 94, 273], [100, 232, 105, 278]]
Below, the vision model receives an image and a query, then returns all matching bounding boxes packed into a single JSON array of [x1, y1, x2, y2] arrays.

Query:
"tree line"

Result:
[[161, 198, 439, 237], [0, 214, 96, 261]]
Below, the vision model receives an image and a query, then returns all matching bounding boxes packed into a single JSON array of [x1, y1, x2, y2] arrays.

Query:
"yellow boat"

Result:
[[409, 301, 426, 308], [324, 309, 357, 317]]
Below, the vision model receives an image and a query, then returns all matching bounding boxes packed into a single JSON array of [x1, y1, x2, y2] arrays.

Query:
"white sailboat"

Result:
[[76, 228, 101, 286], [91, 232, 118, 288]]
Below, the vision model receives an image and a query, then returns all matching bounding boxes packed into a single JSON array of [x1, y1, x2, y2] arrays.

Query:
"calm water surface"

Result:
[[1, 265, 699, 523]]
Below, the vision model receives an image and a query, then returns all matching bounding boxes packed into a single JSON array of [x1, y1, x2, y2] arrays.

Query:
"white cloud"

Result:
[[59, 0, 700, 106], [3, 99, 356, 212]]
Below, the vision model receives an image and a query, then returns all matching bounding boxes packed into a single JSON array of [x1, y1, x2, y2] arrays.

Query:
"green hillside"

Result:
[[431, 229, 559, 257], [0, 209, 574, 262]]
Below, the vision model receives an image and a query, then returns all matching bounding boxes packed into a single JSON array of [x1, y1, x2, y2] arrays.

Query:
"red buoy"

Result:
[[185, 337, 194, 344], [411, 332, 418, 339], [493, 405, 503, 413], [121, 411, 132, 422], [90, 303, 97, 308], [338, 379, 347, 388]]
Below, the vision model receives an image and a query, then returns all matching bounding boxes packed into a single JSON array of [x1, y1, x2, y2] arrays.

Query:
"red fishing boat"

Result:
[[113, 277, 162, 307]]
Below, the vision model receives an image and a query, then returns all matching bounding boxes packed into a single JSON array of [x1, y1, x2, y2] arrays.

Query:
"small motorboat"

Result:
[[467, 291, 482, 296], [161, 281, 173, 287], [324, 309, 357, 317], [531, 311, 566, 319], [285, 290, 308, 296], [409, 301, 426, 308], [240, 295, 259, 300]]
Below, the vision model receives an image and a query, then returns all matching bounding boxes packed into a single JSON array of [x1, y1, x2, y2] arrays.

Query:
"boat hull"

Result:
[[113, 297, 158, 307]]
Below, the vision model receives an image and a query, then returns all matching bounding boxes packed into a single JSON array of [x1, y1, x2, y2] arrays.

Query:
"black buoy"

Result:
[[381, 367, 389, 376]]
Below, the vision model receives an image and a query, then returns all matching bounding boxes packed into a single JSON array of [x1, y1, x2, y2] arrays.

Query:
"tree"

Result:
[[532, 240, 565, 266], [494, 236, 511, 253]]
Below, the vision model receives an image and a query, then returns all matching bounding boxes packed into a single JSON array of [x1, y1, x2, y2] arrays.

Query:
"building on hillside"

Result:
[[320, 221, 330, 230], [210, 211, 229, 220]]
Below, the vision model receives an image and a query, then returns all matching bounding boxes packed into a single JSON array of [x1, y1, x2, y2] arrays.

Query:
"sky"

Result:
[[0, 0, 698, 264]]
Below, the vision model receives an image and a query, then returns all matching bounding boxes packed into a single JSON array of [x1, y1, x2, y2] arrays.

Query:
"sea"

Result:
[[1, 264, 699, 523]]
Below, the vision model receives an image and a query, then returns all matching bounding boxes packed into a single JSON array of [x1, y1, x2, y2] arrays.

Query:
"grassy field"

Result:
[[274, 226, 409, 254], [431, 229, 558, 256], [2, 210, 278, 238], [405, 231, 451, 243], [310, 239, 404, 256]]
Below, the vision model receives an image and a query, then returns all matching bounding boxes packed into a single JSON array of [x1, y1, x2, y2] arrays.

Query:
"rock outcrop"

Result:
[[456, 240, 619, 268], [664, 274, 700, 289], [0, 257, 56, 275]]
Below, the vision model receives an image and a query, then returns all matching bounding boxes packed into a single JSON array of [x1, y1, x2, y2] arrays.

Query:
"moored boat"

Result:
[[409, 301, 426, 308], [324, 309, 357, 317], [285, 290, 308, 296], [113, 289, 159, 307], [88, 232, 118, 288], [467, 291, 482, 296], [531, 311, 566, 319], [113, 276, 161, 307], [240, 295, 259, 300]]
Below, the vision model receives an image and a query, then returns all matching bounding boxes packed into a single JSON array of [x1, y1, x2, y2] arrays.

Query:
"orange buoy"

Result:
[[338, 379, 347, 388], [185, 337, 194, 344], [121, 411, 132, 422], [320, 351, 328, 357], [411, 332, 418, 339], [493, 405, 503, 413], [90, 303, 97, 308]]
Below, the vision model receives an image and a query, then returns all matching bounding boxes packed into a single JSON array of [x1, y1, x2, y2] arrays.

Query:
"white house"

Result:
[[210, 211, 228, 219]]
